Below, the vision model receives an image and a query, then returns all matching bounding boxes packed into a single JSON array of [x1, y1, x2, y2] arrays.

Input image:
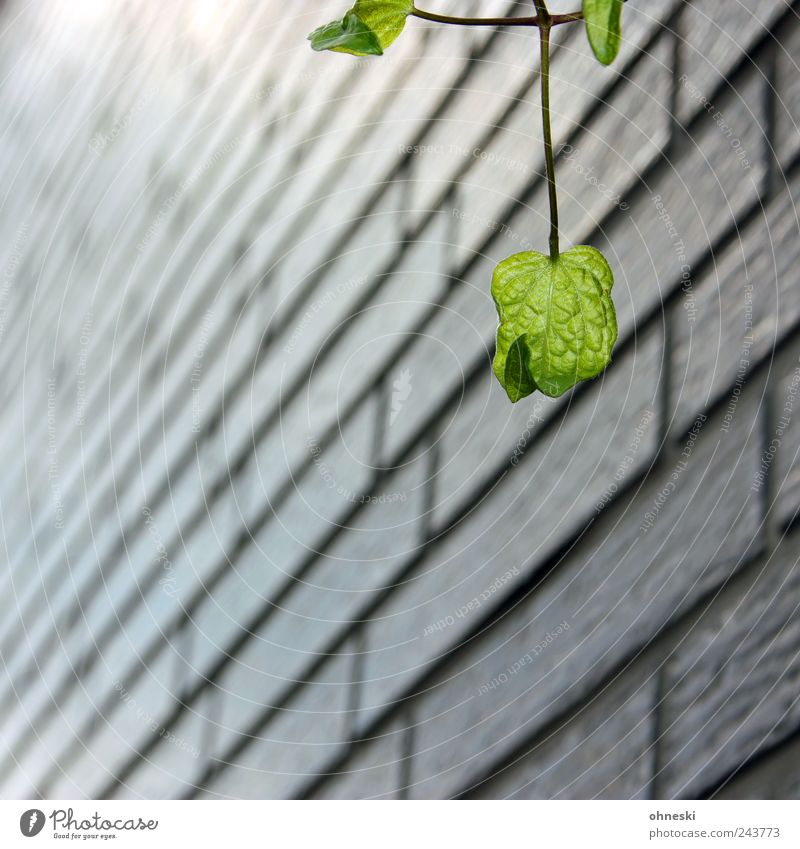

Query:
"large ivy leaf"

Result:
[[308, 0, 413, 56], [492, 246, 618, 400], [583, 0, 623, 65]]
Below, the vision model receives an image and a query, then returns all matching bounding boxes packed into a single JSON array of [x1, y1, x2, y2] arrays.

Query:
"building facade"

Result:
[[0, 0, 799, 799]]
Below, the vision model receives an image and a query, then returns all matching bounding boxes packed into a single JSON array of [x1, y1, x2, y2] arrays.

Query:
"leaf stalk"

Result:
[[410, 6, 582, 28], [533, 1, 560, 260]]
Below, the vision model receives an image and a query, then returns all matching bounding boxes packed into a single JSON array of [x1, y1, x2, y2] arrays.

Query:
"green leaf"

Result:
[[583, 0, 623, 65], [496, 332, 539, 403], [355, 0, 414, 48], [492, 246, 618, 400], [308, 0, 413, 57], [308, 12, 383, 56]]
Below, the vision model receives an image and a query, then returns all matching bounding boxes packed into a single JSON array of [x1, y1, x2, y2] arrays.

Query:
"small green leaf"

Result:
[[583, 0, 623, 65], [496, 332, 539, 403], [308, 0, 413, 57], [308, 12, 383, 56], [492, 246, 618, 400]]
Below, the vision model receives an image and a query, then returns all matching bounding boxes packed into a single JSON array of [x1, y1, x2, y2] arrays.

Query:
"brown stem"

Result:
[[533, 1, 559, 260], [410, 6, 582, 28]]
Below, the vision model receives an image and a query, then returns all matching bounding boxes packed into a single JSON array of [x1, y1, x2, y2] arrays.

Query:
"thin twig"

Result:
[[533, 0, 560, 260], [410, 6, 582, 28]]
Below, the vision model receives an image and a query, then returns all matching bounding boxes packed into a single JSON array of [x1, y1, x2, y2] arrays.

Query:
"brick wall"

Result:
[[0, 0, 799, 800]]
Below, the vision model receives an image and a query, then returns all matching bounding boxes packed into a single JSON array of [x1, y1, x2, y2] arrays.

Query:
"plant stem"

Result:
[[410, 7, 582, 28], [533, 1, 559, 260]]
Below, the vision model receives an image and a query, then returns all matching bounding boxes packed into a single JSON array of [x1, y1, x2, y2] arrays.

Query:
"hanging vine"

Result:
[[308, 1, 624, 402]]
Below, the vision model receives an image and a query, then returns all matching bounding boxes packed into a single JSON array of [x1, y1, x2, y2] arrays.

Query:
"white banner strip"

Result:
[[2, 800, 799, 847]]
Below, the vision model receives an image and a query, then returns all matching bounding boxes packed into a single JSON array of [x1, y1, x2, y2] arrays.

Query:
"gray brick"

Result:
[[0, 469, 244, 768], [776, 15, 800, 168], [407, 382, 763, 798], [197, 453, 428, 755], [200, 648, 353, 799], [270, 43, 444, 249], [31, 391, 382, 783], [132, 374, 378, 680], [17, 149, 406, 660], [309, 717, 410, 800], [12, 560, 187, 772], [659, 534, 800, 798], [31, 649, 178, 799], [530, 35, 673, 251], [207, 212, 449, 521], [264, 1, 504, 249], [0, 662, 94, 796], [596, 70, 767, 337], [359, 328, 662, 732], [671, 167, 800, 433], [464, 668, 657, 799], [110, 689, 217, 800], [269, 178, 409, 375], [436, 326, 662, 526], [715, 736, 800, 799], [677, 0, 787, 123], [378, 250, 501, 461], [0, 415, 220, 709], [286, 210, 451, 432], [8, 495, 244, 795], [450, 145, 550, 273], [186, 391, 381, 649], [775, 354, 800, 529], [407, 25, 545, 232]]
